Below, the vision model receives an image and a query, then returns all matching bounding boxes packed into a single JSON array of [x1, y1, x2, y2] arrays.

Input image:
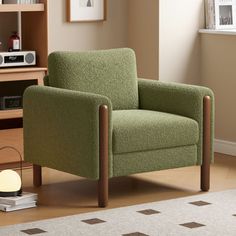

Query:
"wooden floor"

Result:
[[1, 152, 236, 227]]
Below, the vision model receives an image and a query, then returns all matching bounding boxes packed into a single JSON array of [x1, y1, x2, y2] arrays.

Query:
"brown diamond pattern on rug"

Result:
[[137, 209, 161, 215], [189, 201, 212, 206], [180, 222, 205, 229], [233, 214, 236, 217], [82, 218, 106, 225], [21, 228, 47, 235], [122, 232, 149, 236]]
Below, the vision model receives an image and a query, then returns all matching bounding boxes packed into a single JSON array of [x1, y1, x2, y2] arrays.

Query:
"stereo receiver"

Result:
[[0, 51, 36, 68]]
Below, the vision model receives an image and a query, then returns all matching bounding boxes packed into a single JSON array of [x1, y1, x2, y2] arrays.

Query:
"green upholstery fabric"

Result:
[[23, 48, 214, 184], [48, 48, 139, 110], [113, 145, 197, 177], [138, 79, 215, 165], [43, 75, 49, 86], [112, 110, 199, 154], [23, 85, 113, 179]]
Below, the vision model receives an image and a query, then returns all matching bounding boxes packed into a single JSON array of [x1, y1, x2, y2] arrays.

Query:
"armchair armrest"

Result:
[[138, 78, 214, 164], [23, 86, 112, 179], [43, 75, 49, 86]]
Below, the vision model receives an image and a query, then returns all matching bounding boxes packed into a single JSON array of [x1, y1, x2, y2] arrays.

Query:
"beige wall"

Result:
[[128, 0, 158, 80], [47, 0, 202, 83], [49, 0, 158, 80], [159, 0, 204, 84], [201, 34, 236, 142], [48, 0, 128, 53]]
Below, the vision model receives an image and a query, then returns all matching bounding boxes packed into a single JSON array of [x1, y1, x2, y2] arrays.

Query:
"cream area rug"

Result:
[[1, 189, 236, 236]]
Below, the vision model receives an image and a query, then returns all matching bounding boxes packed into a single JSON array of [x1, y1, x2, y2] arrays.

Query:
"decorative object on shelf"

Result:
[[0, 96, 23, 110], [8, 31, 20, 52], [0, 51, 36, 68], [67, 0, 106, 22], [0, 146, 22, 197], [205, 0, 236, 29]]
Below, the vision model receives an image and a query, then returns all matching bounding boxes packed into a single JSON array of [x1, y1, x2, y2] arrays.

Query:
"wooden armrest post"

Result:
[[98, 105, 109, 207], [201, 96, 211, 191]]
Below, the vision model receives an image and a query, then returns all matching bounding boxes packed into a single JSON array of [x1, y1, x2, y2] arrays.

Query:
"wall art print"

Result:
[[67, 0, 106, 22]]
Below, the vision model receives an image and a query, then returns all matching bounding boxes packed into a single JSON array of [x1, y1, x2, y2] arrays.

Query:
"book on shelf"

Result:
[[3, 0, 39, 4], [0, 201, 36, 212], [0, 192, 37, 206]]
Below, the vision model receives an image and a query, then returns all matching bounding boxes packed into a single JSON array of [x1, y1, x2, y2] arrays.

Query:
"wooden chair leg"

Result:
[[98, 177, 108, 208], [201, 96, 211, 191], [98, 105, 109, 207], [33, 164, 42, 187]]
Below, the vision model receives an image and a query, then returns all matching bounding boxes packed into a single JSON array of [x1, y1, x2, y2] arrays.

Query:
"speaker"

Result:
[[0, 55, 3, 66], [0, 51, 36, 67], [25, 53, 35, 64]]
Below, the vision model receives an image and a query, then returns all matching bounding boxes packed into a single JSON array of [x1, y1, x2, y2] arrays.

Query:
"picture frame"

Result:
[[205, 0, 236, 29], [67, 0, 107, 22], [215, 0, 236, 29]]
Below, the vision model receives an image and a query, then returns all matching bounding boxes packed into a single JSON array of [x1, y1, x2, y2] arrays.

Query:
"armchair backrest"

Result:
[[48, 48, 139, 110]]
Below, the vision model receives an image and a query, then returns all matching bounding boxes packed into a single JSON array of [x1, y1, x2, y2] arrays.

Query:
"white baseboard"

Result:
[[214, 139, 236, 156]]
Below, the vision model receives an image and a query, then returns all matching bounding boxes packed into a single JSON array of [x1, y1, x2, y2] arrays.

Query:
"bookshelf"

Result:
[[0, 0, 48, 166], [0, 67, 45, 120]]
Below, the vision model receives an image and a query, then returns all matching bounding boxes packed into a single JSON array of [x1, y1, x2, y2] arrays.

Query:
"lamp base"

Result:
[[0, 189, 22, 197]]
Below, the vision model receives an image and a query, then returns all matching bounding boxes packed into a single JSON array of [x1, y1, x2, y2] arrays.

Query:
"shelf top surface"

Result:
[[0, 3, 44, 12], [0, 67, 47, 74], [0, 109, 23, 120]]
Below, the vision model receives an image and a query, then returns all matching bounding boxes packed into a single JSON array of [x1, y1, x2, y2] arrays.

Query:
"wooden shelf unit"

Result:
[[0, 67, 46, 120], [0, 1, 48, 166], [22, 0, 48, 67], [0, 3, 44, 12]]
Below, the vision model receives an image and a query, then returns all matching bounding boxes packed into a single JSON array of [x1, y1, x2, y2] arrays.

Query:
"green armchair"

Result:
[[23, 48, 214, 207]]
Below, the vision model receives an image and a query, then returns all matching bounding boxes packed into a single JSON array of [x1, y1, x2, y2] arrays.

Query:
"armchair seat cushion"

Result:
[[112, 110, 199, 154]]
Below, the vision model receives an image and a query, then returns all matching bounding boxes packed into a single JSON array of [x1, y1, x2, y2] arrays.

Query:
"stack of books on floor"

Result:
[[0, 192, 37, 212]]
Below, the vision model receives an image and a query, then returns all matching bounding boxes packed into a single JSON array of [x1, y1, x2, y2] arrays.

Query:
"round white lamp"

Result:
[[0, 170, 22, 197], [0, 146, 22, 197]]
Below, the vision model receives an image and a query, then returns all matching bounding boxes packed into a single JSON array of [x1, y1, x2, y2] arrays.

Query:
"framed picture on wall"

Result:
[[215, 0, 236, 29], [67, 0, 107, 22], [205, 0, 236, 29]]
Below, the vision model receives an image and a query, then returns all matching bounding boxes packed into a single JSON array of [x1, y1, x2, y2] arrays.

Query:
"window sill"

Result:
[[199, 29, 236, 36]]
